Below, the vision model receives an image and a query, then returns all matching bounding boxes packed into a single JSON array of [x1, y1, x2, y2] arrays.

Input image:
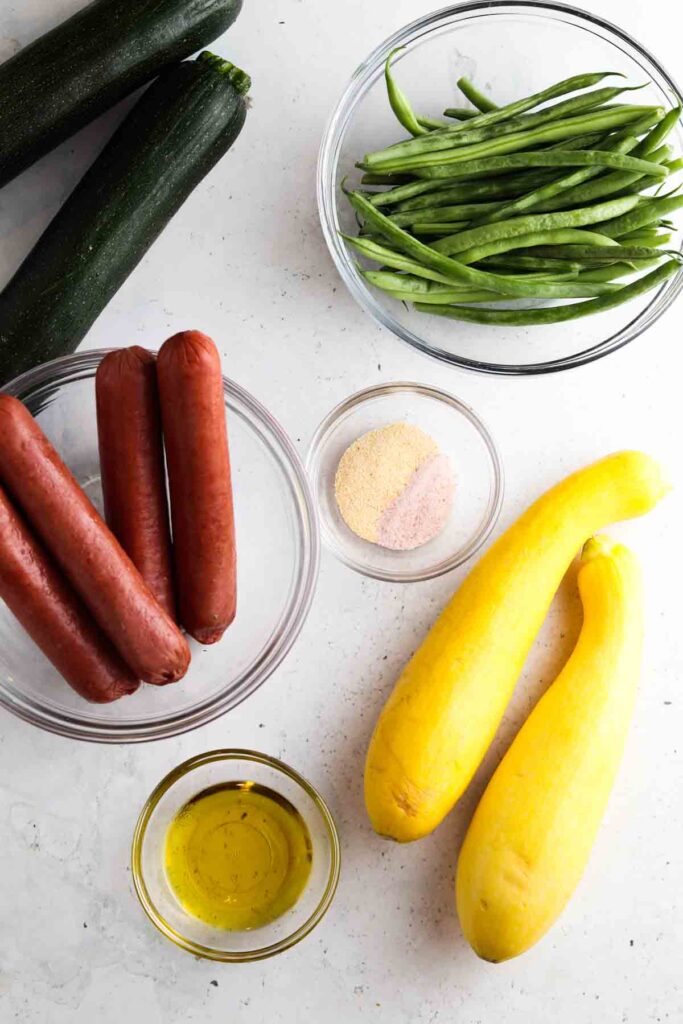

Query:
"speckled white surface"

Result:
[[0, 1, 682, 1020]]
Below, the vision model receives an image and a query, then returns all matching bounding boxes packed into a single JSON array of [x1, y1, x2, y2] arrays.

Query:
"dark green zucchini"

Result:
[[0, 53, 250, 384], [0, 0, 243, 188]]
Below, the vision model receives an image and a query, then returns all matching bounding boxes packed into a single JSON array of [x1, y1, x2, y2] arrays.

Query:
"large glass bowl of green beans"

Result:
[[317, 2, 683, 375]]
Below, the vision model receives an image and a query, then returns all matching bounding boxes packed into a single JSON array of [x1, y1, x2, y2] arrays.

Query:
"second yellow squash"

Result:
[[456, 535, 643, 961]]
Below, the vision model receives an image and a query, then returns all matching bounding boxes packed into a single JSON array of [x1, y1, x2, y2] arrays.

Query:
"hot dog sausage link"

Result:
[[157, 331, 236, 644], [0, 395, 190, 685], [96, 347, 176, 619], [0, 485, 140, 703]]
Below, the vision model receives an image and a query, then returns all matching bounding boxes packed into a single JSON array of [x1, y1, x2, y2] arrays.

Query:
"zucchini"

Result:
[[0, 0, 243, 188], [0, 53, 250, 385]]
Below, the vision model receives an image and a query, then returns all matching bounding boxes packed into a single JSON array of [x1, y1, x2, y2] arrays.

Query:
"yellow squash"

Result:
[[364, 451, 667, 842], [456, 536, 643, 962]]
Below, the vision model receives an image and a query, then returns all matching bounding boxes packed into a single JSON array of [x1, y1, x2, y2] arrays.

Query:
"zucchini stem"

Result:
[[198, 51, 251, 95]]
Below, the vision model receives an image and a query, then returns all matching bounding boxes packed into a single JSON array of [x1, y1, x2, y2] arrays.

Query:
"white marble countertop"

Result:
[[0, 0, 682, 1020]]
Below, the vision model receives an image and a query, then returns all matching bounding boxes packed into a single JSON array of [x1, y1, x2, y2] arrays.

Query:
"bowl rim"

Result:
[[306, 380, 505, 581], [131, 748, 341, 962], [0, 350, 320, 744], [317, 0, 683, 376]]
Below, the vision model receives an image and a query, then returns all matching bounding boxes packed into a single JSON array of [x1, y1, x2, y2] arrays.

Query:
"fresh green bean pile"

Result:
[[344, 52, 683, 326]]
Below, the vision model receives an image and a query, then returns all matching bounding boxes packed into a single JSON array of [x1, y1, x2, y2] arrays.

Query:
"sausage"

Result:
[[96, 347, 176, 619], [0, 395, 190, 685], [0, 484, 139, 703], [156, 331, 236, 644]]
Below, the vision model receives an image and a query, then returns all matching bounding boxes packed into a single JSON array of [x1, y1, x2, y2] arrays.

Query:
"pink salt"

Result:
[[376, 453, 455, 551]]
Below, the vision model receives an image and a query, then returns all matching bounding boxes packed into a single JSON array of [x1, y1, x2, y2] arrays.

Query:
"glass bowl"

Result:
[[317, 1, 683, 375], [307, 382, 503, 581], [131, 749, 340, 962], [0, 352, 319, 743]]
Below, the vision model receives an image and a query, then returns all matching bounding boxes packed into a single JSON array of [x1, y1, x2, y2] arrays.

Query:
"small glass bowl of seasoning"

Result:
[[131, 750, 340, 962], [307, 382, 504, 582]]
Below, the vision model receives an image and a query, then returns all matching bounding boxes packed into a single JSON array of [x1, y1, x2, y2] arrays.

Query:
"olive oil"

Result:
[[164, 781, 313, 931]]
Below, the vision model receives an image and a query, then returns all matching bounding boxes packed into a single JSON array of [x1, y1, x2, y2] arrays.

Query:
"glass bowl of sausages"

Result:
[[0, 346, 319, 743]]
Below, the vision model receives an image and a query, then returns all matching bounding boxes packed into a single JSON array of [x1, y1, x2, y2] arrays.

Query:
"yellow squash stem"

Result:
[[456, 535, 643, 962], [364, 452, 668, 842]]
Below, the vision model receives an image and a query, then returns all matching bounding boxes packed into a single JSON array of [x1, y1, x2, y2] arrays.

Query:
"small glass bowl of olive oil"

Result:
[[132, 750, 340, 962]]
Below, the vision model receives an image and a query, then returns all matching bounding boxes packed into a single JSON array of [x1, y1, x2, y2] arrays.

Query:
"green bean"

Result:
[[414, 260, 679, 324], [524, 244, 677, 262], [362, 273, 519, 300], [546, 132, 607, 151], [412, 148, 670, 180], [417, 116, 452, 130], [578, 259, 660, 282], [533, 143, 671, 212], [367, 119, 532, 164], [346, 190, 607, 297], [457, 77, 498, 113], [393, 291, 518, 304], [495, 271, 580, 281], [443, 107, 480, 121], [610, 173, 679, 202], [635, 106, 681, 156], [361, 172, 415, 186], [389, 287, 598, 303], [342, 234, 474, 286], [388, 289, 515, 304], [439, 71, 619, 133], [593, 194, 683, 238], [362, 270, 468, 295], [410, 282, 620, 301], [431, 195, 637, 255], [369, 107, 661, 173], [379, 101, 610, 164], [624, 172, 673, 195], [392, 171, 563, 211], [391, 201, 504, 227], [478, 255, 583, 274], [364, 270, 619, 301], [618, 228, 673, 246], [364, 270, 576, 293], [358, 230, 395, 245], [367, 178, 456, 207], [631, 161, 683, 196], [367, 167, 565, 208], [412, 222, 470, 235], [384, 48, 426, 136], [448, 228, 623, 266], [346, 235, 576, 289], [657, 201, 676, 217], [367, 87, 643, 166]]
